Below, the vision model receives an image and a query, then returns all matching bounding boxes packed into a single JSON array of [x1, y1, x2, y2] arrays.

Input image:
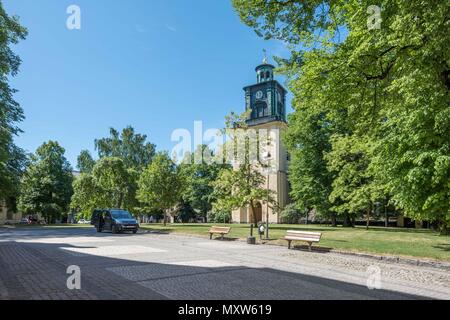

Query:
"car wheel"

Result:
[[133, 229, 137, 234]]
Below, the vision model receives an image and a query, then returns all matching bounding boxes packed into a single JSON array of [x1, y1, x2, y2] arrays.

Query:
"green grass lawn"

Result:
[[140, 223, 450, 261]]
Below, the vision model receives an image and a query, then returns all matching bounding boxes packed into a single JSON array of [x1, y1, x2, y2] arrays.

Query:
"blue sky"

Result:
[[5, 0, 291, 167]]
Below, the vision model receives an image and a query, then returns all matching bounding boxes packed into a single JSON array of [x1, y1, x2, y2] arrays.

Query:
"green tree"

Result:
[[137, 152, 183, 226], [174, 201, 196, 223], [284, 109, 335, 224], [179, 144, 225, 221], [76, 149, 95, 174], [0, 2, 28, 202], [18, 141, 73, 223], [233, 0, 450, 233], [71, 157, 137, 217], [92, 157, 133, 209], [325, 135, 384, 228], [71, 173, 99, 218], [95, 126, 156, 170], [280, 203, 303, 224]]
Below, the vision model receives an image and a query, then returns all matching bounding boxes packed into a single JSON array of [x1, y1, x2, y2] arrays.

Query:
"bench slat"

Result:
[[286, 230, 322, 236], [285, 237, 320, 242], [284, 230, 322, 250]]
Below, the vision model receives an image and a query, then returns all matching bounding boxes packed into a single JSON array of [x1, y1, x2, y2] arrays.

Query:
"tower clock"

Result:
[[243, 61, 287, 126]]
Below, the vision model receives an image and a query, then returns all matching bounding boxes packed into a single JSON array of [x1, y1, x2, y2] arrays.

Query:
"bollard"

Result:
[[247, 223, 256, 245]]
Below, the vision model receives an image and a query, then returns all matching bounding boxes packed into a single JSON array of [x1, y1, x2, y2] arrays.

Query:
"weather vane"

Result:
[[262, 49, 268, 64]]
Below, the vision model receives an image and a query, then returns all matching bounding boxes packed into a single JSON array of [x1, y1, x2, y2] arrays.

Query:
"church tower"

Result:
[[231, 57, 290, 224]]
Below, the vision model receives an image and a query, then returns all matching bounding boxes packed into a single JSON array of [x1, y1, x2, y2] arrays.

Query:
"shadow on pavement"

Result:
[[0, 228, 434, 300]]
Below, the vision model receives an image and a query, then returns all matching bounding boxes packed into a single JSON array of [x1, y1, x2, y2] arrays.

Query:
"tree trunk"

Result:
[[438, 219, 449, 235], [366, 208, 371, 230], [163, 210, 167, 226], [117, 192, 124, 209], [343, 213, 353, 227], [249, 200, 256, 225], [331, 213, 337, 227]]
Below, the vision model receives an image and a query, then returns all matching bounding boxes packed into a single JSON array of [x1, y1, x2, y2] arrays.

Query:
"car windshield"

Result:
[[111, 210, 133, 219]]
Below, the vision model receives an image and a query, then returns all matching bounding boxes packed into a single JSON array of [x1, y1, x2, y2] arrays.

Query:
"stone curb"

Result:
[[260, 240, 450, 271]]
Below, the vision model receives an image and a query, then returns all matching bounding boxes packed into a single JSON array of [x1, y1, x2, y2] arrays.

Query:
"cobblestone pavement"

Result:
[[0, 227, 448, 300]]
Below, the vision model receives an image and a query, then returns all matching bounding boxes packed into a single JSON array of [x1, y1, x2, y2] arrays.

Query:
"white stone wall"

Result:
[[231, 121, 289, 224]]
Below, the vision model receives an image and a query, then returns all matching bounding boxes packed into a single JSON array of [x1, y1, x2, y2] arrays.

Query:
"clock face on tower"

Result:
[[255, 90, 263, 100]]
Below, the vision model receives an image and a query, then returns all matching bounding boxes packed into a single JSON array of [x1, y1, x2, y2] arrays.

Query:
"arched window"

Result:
[[258, 106, 263, 117], [266, 71, 270, 80], [255, 102, 267, 118]]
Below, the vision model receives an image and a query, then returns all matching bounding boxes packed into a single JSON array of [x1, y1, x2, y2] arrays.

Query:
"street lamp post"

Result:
[[263, 151, 271, 240]]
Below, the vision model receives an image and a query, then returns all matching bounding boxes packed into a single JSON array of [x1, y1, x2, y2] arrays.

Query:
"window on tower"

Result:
[[254, 102, 267, 118]]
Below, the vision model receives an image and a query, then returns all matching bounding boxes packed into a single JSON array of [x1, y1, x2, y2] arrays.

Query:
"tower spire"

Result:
[[262, 49, 268, 64]]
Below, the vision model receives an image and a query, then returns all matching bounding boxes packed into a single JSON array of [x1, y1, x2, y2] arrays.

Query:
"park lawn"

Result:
[[140, 223, 450, 262]]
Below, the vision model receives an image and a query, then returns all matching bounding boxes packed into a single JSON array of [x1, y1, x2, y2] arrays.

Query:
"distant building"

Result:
[[0, 200, 22, 224]]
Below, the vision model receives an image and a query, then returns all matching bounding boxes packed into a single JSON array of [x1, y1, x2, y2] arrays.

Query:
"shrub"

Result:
[[281, 204, 303, 224]]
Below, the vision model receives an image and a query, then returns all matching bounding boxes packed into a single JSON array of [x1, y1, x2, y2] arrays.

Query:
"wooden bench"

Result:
[[284, 230, 322, 251], [209, 226, 231, 240]]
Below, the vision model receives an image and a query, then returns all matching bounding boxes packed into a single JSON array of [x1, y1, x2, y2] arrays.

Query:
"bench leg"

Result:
[[287, 240, 291, 249], [308, 242, 312, 252], [210, 233, 212, 240], [221, 233, 224, 240]]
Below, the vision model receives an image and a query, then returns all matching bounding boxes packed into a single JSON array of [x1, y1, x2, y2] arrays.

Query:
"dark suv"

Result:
[[91, 209, 139, 234]]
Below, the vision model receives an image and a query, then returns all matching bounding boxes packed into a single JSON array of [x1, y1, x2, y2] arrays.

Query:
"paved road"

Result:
[[0, 227, 448, 300]]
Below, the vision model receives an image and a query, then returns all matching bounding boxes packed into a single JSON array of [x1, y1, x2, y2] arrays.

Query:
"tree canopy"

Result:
[[179, 144, 225, 221], [95, 126, 156, 170], [137, 152, 184, 224], [233, 0, 450, 232], [0, 2, 28, 203], [18, 141, 73, 222]]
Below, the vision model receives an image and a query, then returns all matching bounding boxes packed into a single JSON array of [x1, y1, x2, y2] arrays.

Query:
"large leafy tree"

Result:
[[95, 126, 156, 170], [179, 144, 225, 221], [137, 152, 183, 225], [326, 135, 384, 228], [18, 141, 73, 223], [72, 126, 156, 216], [0, 2, 28, 202], [76, 149, 95, 174], [233, 0, 450, 233], [284, 108, 335, 224], [91, 157, 133, 209], [71, 157, 137, 217], [71, 173, 98, 218]]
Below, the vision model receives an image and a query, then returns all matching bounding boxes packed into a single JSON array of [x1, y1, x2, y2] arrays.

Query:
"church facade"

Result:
[[231, 60, 290, 224]]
